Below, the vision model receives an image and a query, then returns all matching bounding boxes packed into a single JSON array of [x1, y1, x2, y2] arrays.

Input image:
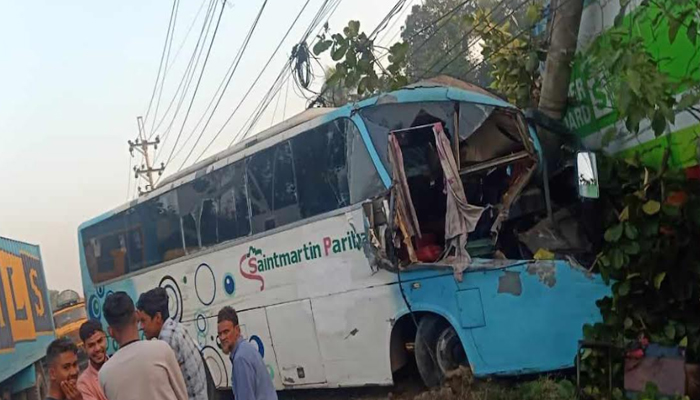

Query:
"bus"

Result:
[[77, 77, 610, 391]]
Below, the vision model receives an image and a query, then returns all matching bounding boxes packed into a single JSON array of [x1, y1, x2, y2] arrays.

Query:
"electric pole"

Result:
[[538, 0, 585, 119], [129, 116, 165, 196]]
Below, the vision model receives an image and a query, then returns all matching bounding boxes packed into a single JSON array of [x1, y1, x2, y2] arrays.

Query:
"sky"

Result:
[[0, 0, 412, 293]]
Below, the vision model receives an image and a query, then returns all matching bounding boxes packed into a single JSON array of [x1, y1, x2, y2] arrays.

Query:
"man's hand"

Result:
[[61, 381, 83, 400]]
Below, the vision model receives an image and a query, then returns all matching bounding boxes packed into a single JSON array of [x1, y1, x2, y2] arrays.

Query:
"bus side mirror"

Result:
[[577, 151, 600, 199]]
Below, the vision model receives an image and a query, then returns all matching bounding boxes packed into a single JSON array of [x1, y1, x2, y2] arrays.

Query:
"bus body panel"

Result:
[[80, 205, 608, 389], [78, 83, 610, 391]]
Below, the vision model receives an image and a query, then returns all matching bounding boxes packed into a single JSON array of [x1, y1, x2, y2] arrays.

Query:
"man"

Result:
[[76, 320, 108, 400], [99, 291, 187, 400], [137, 288, 207, 400], [217, 306, 277, 400], [46, 338, 81, 400]]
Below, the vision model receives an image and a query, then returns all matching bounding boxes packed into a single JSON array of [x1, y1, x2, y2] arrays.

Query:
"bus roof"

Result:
[[80, 77, 514, 230]]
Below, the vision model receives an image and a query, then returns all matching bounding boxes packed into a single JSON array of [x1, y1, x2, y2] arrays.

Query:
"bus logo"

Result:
[[239, 248, 265, 292]]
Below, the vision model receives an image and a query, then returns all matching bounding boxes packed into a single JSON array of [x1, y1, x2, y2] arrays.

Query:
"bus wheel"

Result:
[[415, 315, 467, 387]]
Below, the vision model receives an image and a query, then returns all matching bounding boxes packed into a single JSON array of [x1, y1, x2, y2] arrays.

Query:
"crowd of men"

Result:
[[44, 288, 277, 400]]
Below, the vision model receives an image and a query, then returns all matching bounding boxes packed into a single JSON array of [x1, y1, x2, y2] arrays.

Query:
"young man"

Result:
[[99, 292, 187, 400], [46, 338, 81, 400], [137, 287, 207, 400], [217, 306, 277, 400], [76, 320, 108, 400]]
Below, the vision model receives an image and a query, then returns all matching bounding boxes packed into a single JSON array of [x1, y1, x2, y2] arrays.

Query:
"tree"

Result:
[[317, 66, 356, 107], [400, 0, 477, 82]]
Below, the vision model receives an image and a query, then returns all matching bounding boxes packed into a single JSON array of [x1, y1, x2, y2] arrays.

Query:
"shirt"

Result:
[[230, 337, 278, 400], [159, 319, 208, 400], [77, 358, 109, 400], [99, 340, 188, 400]]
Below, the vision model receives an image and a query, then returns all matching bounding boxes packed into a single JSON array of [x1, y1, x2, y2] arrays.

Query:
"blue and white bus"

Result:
[[78, 77, 609, 391]]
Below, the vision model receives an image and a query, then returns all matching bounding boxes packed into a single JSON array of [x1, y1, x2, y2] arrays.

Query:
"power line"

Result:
[[230, 0, 346, 145], [143, 0, 179, 127], [162, 0, 227, 168], [165, 0, 209, 74], [174, 0, 272, 171], [150, 0, 181, 137], [152, 0, 218, 155], [309, 0, 411, 107], [193, 0, 326, 163], [416, 0, 516, 80], [376, 0, 416, 46], [436, 0, 562, 79]]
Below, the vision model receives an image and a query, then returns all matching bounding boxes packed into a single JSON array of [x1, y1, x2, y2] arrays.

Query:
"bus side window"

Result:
[[200, 199, 217, 246], [155, 191, 185, 262], [219, 161, 251, 242], [292, 119, 350, 218], [247, 141, 301, 233], [247, 146, 275, 233], [271, 141, 300, 227]]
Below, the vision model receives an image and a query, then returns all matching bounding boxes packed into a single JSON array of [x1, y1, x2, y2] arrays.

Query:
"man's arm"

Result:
[[162, 343, 189, 400], [232, 357, 257, 400]]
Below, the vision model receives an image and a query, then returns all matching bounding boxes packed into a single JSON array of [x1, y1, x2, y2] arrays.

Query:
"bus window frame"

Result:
[[81, 114, 386, 286]]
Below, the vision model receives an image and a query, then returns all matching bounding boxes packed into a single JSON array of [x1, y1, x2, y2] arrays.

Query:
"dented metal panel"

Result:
[[398, 261, 610, 376]]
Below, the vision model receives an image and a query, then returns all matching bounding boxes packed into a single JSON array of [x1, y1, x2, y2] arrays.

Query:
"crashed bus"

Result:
[[77, 77, 610, 391]]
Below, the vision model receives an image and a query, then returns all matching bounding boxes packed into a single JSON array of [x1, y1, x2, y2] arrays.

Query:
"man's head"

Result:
[[46, 338, 79, 387], [103, 291, 138, 344], [79, 319, 108, 366], [217, 306, 240, 355], [136, 287, 170, 339]]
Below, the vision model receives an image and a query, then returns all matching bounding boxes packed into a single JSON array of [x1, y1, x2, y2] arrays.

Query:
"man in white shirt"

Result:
[[98, 291, 187, 400]]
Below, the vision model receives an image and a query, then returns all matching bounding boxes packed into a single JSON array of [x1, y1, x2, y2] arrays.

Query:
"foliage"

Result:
[[584, 0, 700, 145], [467, 3, 545, 108], [580, 153, 700, 397], [313, 20, 409, 98], [400, 0, 477, 83]]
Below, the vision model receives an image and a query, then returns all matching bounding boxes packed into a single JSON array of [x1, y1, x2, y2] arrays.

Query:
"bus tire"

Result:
[[415, 315, 467, 388]]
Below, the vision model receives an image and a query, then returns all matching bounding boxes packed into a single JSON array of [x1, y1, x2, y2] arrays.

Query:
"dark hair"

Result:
[[103, 291, 135, 329], [79, 319, 104, 342], [46, 338, 78, 366], [136, 288, 170, 320], [217, 306, 239, 326]]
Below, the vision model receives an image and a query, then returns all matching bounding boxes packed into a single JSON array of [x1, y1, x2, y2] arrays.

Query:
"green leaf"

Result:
[[344, 20, 360, 38], [625, 224, 639, 239], [525, 3, 540, 24], [665, 324, 676, 340], [654, 272, 666, 289], [325, 70, 343, 87], [312, 39, 333, 55], [642, 200, 661, 215], [525, 52, 539, 73], [605, 223, 624, 242], [623, 242, 640, 255], [331, 40, 348, 61], [624, 317, 633, 330], [680, 336, 688, 347], [618, 280, 631, 296], [651, 109, 666, 137], [611, 248, 625, 269], [669, 17, 682, 43], [626, 70, 642, 95], [688, 21, 698, 46]]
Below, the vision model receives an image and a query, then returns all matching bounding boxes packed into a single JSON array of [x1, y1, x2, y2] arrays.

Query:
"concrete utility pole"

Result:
[[129, 116, 164, 195], [538, 0, 585, 120]]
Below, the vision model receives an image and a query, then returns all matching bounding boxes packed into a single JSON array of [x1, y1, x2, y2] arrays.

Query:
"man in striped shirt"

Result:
[[137, 288, 207, 400]]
